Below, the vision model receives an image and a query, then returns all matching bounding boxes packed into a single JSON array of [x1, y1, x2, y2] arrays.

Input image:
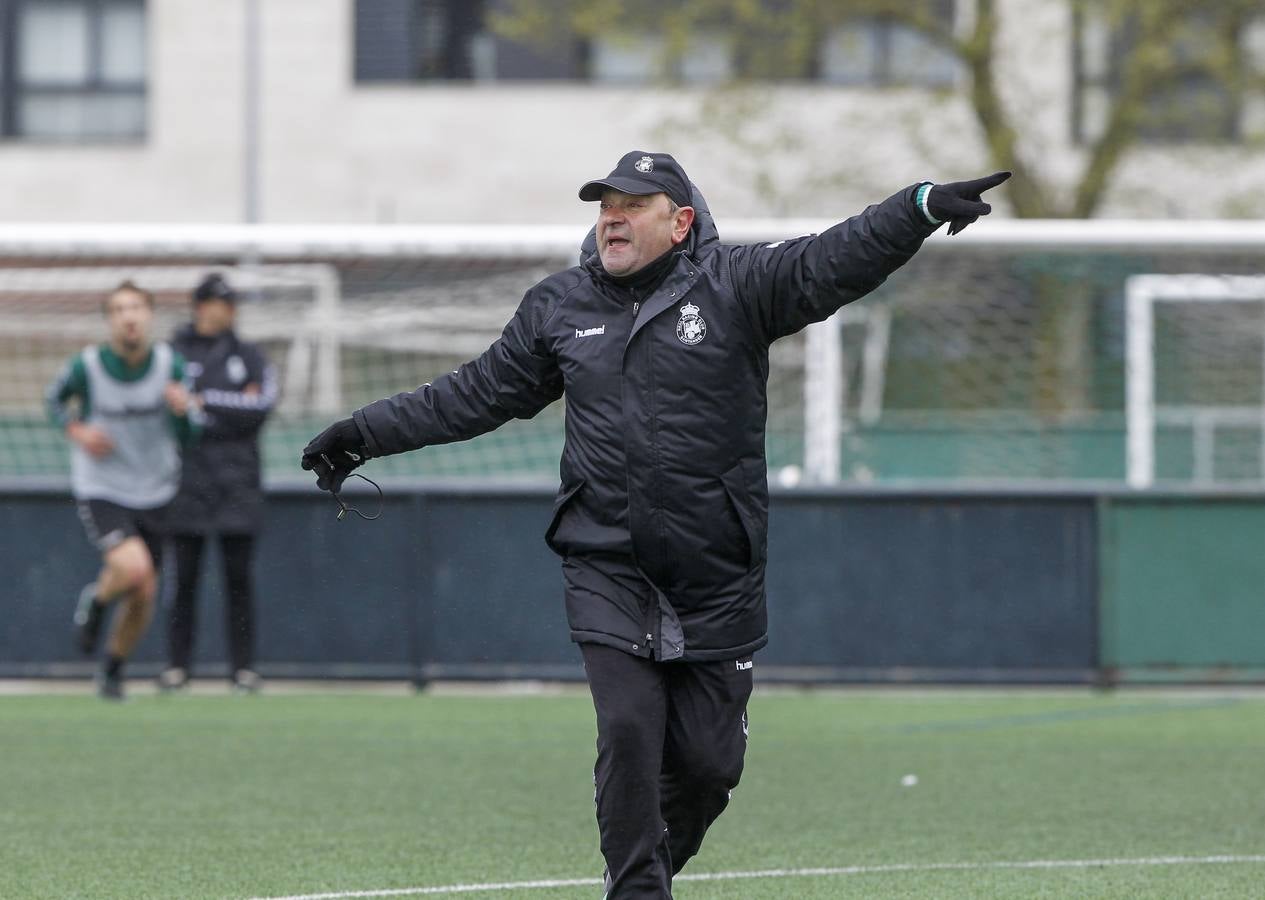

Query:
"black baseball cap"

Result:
[[193, 273, 237, 304], [579, 151, 692, 209]]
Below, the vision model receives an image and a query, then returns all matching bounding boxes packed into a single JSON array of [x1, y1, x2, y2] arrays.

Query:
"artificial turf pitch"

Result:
[[2, 686, 1263, 899]]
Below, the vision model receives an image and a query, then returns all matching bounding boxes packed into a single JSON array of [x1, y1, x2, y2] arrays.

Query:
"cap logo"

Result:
[[634, 156, 654, 173]]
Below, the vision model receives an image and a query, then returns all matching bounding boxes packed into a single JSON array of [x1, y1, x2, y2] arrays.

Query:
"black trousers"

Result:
[[581, 643, 753, 900], [167, 533, 255, 675]]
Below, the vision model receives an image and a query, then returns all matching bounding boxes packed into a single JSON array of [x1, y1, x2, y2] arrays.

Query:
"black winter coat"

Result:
[[169, 324, 277, 534], [355, 185, 938, 661]]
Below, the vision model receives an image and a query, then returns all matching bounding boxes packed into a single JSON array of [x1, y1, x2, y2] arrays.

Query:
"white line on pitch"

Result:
[[247, 854, 1265, 899]]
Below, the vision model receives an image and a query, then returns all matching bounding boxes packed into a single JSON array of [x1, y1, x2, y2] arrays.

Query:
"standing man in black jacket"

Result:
[[163, 274, 277, 693], [302, 152, 1008, 898]]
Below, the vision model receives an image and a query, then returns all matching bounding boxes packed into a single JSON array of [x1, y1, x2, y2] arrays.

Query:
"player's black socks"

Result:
[[98, 655, 126, 701]]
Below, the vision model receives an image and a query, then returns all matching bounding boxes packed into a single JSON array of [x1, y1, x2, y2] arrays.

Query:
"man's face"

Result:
[[104, 288, 153, 352], [597, 190, 693, 277], [193, 298, 235, 337]]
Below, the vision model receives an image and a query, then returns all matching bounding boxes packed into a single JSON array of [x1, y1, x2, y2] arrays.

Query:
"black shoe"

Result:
[[96, 669, 124, 701], [232, 669, 262, 694], [157, 667, 189, 693], [73, 584, 106, 657]]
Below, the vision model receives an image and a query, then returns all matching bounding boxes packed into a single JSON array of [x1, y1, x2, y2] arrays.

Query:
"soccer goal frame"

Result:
[[803, 305, 892, 484], [1125, 274, 1265, 488], [0, 263, 344, 415]]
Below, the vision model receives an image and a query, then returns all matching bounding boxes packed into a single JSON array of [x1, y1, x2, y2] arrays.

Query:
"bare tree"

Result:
[[494, 0, 1263, 218]]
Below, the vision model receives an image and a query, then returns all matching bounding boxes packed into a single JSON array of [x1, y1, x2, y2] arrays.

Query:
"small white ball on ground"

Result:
[[777, 465, 802, 488], [900, 774, 918, 787]]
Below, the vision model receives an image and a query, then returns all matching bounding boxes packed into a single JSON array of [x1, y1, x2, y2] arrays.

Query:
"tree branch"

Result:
[[1071, 3, 1185, 217], [961, 0, 1050, 215]]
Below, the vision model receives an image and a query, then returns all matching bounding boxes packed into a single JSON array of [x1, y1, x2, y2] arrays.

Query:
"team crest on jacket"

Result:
[[676, 302, 707, 345], [227, 355, 248, 384], [635, 156, 654, 173]]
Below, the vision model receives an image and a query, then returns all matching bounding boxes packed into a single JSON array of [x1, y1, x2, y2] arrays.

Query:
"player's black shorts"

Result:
[[76, 499, 169, 565]]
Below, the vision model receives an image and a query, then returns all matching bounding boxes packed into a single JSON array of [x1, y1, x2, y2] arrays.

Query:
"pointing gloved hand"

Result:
[[926, 171, 1012, 235], [301, 417, 370, 493]]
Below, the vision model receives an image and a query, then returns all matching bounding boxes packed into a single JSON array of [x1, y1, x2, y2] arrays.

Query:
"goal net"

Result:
[[2, 221, 1263, 487], [1126, 275, 1265, 487]]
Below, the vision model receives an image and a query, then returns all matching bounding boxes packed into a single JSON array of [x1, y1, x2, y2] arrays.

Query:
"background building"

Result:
[[1, 0, 1263, 224]]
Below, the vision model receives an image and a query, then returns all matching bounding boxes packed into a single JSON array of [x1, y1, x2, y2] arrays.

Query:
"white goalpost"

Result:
[[1125, 274, 1265, 488], [802, 305, 891, 484], [0, 263, 346, 415]]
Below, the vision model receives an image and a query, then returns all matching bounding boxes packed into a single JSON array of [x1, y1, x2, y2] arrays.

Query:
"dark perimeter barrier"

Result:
[[3, 480, 1264, 684]]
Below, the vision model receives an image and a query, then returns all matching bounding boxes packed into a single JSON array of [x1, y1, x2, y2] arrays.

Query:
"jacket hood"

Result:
[[579, 180, 719, 266]]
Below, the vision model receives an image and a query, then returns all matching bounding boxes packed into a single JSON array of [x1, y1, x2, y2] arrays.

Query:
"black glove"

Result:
[[926, 171, 1011, 235], [300, 418, 369, 493]]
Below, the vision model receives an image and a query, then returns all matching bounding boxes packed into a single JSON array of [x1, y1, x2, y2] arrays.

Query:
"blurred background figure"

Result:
[[46, 281, 199, 700], [160, 274, 277, 694]]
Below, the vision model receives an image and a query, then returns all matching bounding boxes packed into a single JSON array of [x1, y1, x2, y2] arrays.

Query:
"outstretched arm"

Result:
[[730, 173, 1009, 343], [301, 289, 563, 490], [354, 302, 562, 457]]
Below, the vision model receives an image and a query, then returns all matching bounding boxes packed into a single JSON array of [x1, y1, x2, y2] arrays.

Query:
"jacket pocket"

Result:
[[720, 463, 764, 569], [545, 479, 586, 554]]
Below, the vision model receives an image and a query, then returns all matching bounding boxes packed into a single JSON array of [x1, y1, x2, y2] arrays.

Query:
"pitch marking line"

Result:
[[250, 854, 1265, 899]]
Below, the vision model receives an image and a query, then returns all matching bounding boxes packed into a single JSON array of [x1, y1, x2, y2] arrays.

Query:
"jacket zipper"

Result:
[[629, 286, 662, 658]]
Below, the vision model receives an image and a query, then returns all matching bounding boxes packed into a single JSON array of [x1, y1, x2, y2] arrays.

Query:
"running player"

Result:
[[46, 280, 201, 699]]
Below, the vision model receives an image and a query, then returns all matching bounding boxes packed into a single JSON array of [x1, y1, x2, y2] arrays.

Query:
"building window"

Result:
[[354, 0, 960, 87], [818, 5, 959, 88], [589, 6, 958, 87], [354, 0, 587, 82], [1073, 7, 1251, 144], [589, 31, 733, 86], [0, 0, 147, 141]]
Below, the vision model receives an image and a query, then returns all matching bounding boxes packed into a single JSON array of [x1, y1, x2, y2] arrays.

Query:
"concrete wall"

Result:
[[0, 484, 1100, 682], [0, 0, 1263, 225], [7, 483, 1265, 684]]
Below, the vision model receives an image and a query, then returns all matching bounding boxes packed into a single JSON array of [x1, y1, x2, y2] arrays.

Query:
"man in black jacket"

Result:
[[302, 152, 1008, 898], [163, 274, 277, 693]]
